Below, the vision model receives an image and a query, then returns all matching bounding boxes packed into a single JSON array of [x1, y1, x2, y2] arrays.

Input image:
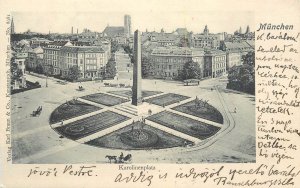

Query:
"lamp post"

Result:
[[46, 73, 48, 87], [44, 64, 48, 88]]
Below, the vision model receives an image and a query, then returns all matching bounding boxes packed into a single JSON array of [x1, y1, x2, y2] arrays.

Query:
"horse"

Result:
[[105, 155, 117, 163]]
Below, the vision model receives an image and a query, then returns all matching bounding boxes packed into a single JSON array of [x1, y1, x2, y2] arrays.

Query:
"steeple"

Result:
[[203, 25, 209, 35], [245, 25, 250, 34], [11, 17, 15, 34]]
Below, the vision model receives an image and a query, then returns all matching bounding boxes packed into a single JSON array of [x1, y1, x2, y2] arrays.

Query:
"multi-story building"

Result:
[[77, 29, 99, 43], [156, 34, 178, 47], [14, 52, 27, 74], [190, 25, 221, 49], [43, 43, 109, 79], [29, 37, 52, 47], [149, 47, 205, 79], [43, 42, 67, 75], [220, 41, 254, 55], [220, 40, 254, 70], [148, 46, 227, 79], [204, 50, 227, 78], [226, 51, 242, 70], [27, 46, 44, 70]]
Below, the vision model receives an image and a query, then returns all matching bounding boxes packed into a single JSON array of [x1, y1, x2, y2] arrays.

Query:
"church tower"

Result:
[[203, 25, 209, 35], [124, 15, 131, 38], [11, 17, 15, 34], [245, 25, 250, 34]]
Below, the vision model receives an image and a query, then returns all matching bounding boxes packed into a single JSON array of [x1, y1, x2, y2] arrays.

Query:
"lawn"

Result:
[[147, 111, 220, 140], [108, 90, 163, 98], [81, 93, 129, 106], [86, 121, 193, 150], [172, 99, 223, 124], [145, 93, 190, 107], [49, 100, 101, 124], [54, 111, 130, 140]]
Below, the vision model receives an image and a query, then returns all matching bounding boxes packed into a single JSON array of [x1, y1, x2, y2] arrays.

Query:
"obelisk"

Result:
[[132, 30, 142, 106]]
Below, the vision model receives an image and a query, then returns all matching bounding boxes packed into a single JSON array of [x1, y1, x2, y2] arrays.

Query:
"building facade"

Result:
[[226, 51, 242, 70], [190, 26, 221, 49], [27, 46, 44, 71], [204, 50, 227, 78], [148, 47, 227, 79], [43, 44, 109, 79], [149, 47, 205, 79]]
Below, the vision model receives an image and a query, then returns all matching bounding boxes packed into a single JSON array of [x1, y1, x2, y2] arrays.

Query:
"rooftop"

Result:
[[102, 26, 125, 37], [151, 46, 205, 56]]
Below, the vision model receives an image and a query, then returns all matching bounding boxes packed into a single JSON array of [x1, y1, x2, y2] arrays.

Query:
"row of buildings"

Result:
[[143, 25, 254, 79], [148, 47, 227, 79], [13, 39, 111, 80], [12, 14, 255, 81]]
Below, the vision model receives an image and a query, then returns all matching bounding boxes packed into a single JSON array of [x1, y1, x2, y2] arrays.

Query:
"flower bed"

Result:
[[54, 111, 130, 140], [50, 100, 101, 124], [147, 111, 220, 140], [86, 122, 193, 149], [81, 93, 129, 106], [172, 99, 223, 124], [145, 93, 190, 107]]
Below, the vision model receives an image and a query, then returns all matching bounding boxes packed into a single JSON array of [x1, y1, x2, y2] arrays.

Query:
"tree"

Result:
[[45, 64, 54, 76], [242, 51, 255, 66], [67, 65, 81, 81], [141, 56, 152, 78], [105, 58, 117, 79], [111, 40, 120, 53], [35, 64, 44, 74], [123, 45, 133, 55], [10, 57, 23, 84], [227, 51, 255, 95], [178, 60, 202, 80]]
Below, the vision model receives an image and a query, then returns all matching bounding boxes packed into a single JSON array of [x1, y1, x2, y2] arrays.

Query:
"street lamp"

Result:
[[46, 73, 48, 87], [45, 64, 49, 87]]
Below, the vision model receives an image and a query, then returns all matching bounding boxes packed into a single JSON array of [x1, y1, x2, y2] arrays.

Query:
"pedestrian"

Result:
[[234, 107, 237, 113]]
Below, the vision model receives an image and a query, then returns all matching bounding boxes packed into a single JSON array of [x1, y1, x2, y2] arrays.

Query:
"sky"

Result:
[[12, 11, 254, 34]]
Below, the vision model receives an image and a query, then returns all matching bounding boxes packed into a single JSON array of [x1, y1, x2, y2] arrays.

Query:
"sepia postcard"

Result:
[[0, 0, 299, 187]]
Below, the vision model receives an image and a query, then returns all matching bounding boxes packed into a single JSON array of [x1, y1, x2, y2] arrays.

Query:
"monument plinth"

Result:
[[132, 30, 142, 106]]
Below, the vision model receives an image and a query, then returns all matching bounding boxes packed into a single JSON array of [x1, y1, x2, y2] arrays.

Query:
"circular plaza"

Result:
[[49, 86, 225, 151]]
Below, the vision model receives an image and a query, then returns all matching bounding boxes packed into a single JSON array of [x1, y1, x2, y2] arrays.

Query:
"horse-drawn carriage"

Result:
[[32, 106, 42, 117], [105, 153, 132, 163], [78, 86, 85, 91]]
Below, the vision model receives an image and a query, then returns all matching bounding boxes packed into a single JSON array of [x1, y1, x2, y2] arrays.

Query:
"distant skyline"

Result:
[[12, 11, 254, 34]]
